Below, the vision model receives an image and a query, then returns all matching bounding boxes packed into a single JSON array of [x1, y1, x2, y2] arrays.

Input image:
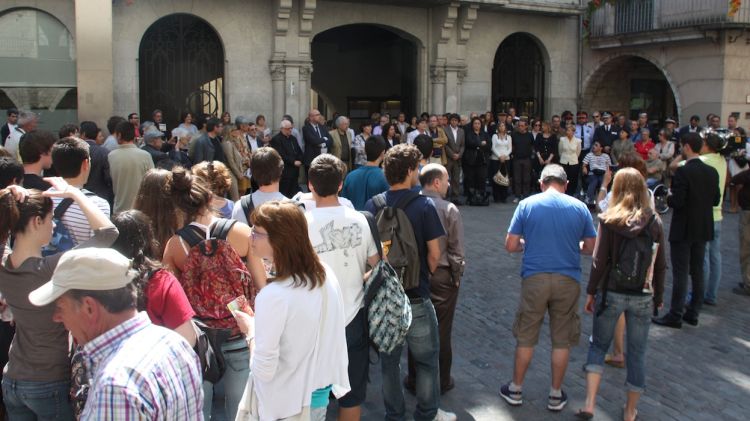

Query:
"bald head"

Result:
[[280, 119, 292, 129], [419, 163, 449, 197]]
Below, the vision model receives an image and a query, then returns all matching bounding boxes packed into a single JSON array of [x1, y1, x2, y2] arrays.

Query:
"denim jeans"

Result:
[[381, 299, 440, 421], [586, 173, 604, 202], [203, 338, 250, 421], [1, 378, 74, 420], [703, 220, 722, 302], [584, 292, 652, 393]]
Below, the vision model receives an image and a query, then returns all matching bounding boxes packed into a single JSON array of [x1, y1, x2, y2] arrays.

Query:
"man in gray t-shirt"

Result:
[[231, 147, 288, 225]]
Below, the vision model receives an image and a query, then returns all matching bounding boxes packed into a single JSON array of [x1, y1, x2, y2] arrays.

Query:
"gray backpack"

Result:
[[362, 212, 412, 354], [371, 192, 421, 291]]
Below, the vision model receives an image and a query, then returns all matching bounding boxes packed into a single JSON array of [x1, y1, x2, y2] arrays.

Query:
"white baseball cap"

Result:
[[29, 248, 137, 307]]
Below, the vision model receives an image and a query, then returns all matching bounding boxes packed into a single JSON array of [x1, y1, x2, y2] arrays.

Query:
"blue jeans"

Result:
[[586, 173, 604, 202], [584, 292, 652, 393], [381, 299, 440, 421], [203, 338, 250, 421], [703, 220, 722, 302], [1, 378, 74, 420]]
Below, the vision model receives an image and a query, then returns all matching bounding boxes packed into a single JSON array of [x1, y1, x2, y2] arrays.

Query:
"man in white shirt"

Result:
[[5, 110, 38, 160], [407, 119, 429, 144], [305, 154, 379, 421]]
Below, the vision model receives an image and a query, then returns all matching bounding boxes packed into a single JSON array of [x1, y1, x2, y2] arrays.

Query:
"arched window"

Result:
[[492, 33, 546, 118], [0, 9, 77, 129], [139, 14, 224, 130]]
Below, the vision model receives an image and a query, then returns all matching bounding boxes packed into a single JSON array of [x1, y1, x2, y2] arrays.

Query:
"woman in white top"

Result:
[[235, 201, 350, 421], [558, 124, 582, 196], [489, 122, 512, 202], [178, 112, 198, 135]]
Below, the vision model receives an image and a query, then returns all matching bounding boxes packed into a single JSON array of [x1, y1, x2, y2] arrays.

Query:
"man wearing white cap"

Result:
[[29, 248, 204, 420]]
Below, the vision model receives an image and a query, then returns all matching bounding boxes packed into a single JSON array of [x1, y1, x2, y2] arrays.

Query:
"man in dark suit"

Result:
[[302, 109, 332, 173], [653, 132, 720, 328], [270, 119, 303, 197], [79, 121, 114, 206], [592, 111, 619, 153], [444, 113, 465, 204], [1, 108, 18, 147], [677, 115, 703, 139]]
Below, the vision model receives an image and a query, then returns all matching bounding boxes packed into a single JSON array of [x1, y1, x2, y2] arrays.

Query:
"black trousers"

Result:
[[669, 241, 706, 318], [513, 158, 532, 198], [562, 163, 580, 196], [462, 164, 487, 195]]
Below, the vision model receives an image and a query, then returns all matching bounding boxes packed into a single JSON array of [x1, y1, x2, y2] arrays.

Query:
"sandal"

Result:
[[575, 409, 594, 419], [605, 354, 625, 368], [622, 406, 638, 421]]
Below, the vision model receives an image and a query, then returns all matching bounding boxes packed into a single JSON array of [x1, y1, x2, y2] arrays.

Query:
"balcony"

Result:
[[589, 0, 750, 47]]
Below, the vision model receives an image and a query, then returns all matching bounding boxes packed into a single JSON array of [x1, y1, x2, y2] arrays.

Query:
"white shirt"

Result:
[[450, 126, 459, 143], [407, 130, 425, 145], [50, 191, 111, 245], [5, 127, 24, 160], [558, 136, 582, 165], [231, 191, 288, 225], [253, 264, 350, 421], [491, 133, 512, 160], [305, 206, 377, 324], [292, 192, 354, 211], [245, 133, 261, 152]]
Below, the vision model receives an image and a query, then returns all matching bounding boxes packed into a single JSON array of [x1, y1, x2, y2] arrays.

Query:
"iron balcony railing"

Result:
[[590, 0, 750, 37]]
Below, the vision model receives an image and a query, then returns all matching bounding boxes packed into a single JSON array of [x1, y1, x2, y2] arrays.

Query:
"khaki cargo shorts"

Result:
[[512, 273, 581, 349]]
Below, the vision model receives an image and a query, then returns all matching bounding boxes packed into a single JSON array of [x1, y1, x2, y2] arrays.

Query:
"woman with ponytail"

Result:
[[0, 178, 117, 419]]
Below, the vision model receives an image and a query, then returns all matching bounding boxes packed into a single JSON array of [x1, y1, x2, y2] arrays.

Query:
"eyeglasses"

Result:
[[250, 226, 269, 240], [592, 115, 600, 118]]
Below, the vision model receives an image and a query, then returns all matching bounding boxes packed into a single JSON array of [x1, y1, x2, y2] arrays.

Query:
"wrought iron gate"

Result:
[[139, 14, 224, 130], [492, 33, 546, 119]]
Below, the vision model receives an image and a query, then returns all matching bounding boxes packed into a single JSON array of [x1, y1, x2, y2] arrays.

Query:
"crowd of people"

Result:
[[0, 102, 747, 421]]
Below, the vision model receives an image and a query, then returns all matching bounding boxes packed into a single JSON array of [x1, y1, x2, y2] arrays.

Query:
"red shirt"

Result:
[[635, 140, 655, 160], [146, 269, 195, 329]]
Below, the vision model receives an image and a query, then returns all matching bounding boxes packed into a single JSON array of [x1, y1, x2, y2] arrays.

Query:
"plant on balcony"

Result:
[[730, 0, 742, 17]]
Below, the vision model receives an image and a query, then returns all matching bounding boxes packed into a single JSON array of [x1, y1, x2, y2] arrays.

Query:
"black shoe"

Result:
[[652, 314, 682, 328], [682, 313, 699, 326], [734, 286, 750, 296], [703, 299, 716, 306], [403, 375, 415, 395]]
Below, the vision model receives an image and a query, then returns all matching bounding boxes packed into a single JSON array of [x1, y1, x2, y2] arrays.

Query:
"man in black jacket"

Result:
[[270, 119, 303, 197], [592, 112, 619, 153], [79, 121, 114, 206], [511, 120, 534, 202], [302, 109, 331, 171], [677, 115, 702, 139], [653, 132, 720, 328]]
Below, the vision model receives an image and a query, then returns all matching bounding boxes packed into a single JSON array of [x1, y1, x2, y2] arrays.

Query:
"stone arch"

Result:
[[492, 32, 551, 119], [582, 53, 681, 122], [0, 4, 75, 40], [138, 13, 225, 129]]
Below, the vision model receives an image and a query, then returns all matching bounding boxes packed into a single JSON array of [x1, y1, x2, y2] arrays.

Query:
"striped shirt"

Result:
[[583, 152, 612, 172], [50, 189, 111, 245], [80, 312, 203, 421]]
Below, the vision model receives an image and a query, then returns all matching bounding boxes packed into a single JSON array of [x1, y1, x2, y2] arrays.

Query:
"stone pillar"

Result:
[[270, 60, 286, 131], [431, 65, 446, 114], [75, 0, 113, 125], [299, 62, 313, 117], [285, 65, 301, 126], [444, 64, 467, 113]]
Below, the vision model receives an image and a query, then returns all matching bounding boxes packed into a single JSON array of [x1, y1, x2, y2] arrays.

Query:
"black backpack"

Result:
[[371, 192, 421, 291], [608, 215, 656, 293], [240, 194, 255, 225]]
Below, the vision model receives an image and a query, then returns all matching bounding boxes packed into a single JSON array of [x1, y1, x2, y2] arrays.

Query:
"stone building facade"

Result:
[[0, 0, 748, 131]]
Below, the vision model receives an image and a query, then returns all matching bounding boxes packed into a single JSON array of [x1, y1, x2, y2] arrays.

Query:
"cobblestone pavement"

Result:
[[348, 202, 750, 421]]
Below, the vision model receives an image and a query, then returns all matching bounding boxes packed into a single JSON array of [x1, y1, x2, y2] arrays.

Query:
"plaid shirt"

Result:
[[80, 312, 203, 420]]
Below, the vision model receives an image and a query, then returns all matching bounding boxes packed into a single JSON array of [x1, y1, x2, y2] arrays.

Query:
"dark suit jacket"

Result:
[[667, 158, 721, 243], [593, 125, 620, 148], [444, 125, 465, 161], [83, 140, 114, 206], [302, 123, 331, 166], [270, 132, 303, 179], [0, 123, 11, 147], [677, 125, 703, 139]]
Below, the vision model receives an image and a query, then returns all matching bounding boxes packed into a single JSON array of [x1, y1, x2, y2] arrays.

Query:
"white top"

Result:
[[491, 133, 512, 160], [5, 128, 24, 160], [407, 130, 425, 145], [253, 264, 350, 421], [305, 206, 378, 324], [583, 152, 612, 171], [654, 141, 674, 161], [231, 191, 288, 225], [558, 136, 582, 165], [178, 123, 198, 135], [293, 192, 354, 211], [50, 191, 111, 245]]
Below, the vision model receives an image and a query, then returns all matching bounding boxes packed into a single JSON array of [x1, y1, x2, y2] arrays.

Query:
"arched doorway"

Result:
[[139, 14, 224, 129], [0, 8, 77, 130], [311, 24, 418, 126], [492, 33, 546, 119], [582, 55, 678, 125]]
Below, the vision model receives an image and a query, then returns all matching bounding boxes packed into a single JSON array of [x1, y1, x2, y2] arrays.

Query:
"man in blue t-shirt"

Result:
[[365, 144, 455, 421], [341, 135, 390, 210], [499, 164, 597, 413]]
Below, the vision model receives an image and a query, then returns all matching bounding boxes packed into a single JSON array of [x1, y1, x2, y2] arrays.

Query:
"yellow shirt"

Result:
[[699, 153, 726, 222]]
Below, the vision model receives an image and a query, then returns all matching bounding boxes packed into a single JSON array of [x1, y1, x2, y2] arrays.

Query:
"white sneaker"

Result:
[[434, 408, 457, 421]]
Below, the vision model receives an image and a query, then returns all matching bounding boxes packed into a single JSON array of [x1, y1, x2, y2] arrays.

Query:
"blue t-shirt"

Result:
[[508, 190, 597, 282], [365, 189, 445, 298], [341, 166, 390, 211]]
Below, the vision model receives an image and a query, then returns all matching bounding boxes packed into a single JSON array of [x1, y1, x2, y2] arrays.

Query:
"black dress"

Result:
[[462, 130, 490, 201]]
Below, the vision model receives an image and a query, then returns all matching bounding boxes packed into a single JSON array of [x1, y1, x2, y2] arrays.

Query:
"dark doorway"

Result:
[[139, 14, 224, 130], [311, 24, 417, 126], [492, 33, 546, 119]]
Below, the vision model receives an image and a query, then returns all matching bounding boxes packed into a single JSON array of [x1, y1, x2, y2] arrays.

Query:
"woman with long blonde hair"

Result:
[[577, 168, 667, 421]]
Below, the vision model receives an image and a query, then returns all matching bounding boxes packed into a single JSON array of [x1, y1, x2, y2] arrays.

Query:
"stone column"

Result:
[[444, 64, 467, 113], [74, 0, 113, 124], [270, 60, 286, 131], [299, 62, 313, 117], [431, 65, 446, 114]]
